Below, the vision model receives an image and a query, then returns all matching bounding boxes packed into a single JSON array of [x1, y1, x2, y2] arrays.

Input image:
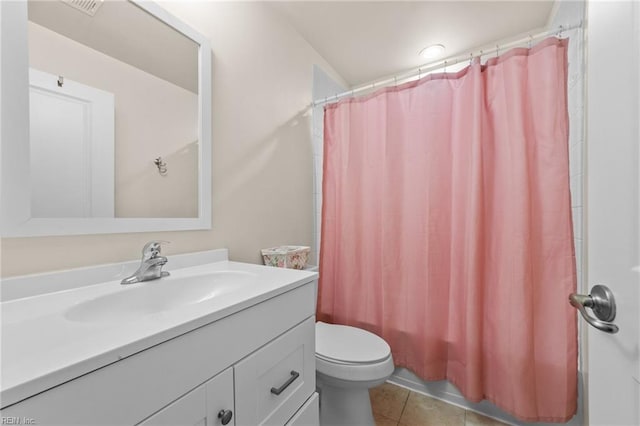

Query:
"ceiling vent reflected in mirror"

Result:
[[61, 0, 103, 17]]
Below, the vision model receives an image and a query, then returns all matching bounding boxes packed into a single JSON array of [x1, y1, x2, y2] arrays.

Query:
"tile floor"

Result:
[[369, 382, 508, 426]]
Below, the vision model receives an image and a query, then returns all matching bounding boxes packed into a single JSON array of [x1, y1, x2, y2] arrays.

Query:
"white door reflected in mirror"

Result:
[[29, 68, 115, 218]]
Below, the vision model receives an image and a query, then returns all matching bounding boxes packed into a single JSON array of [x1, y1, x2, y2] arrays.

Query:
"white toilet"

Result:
[[315, 321, 395, 426]]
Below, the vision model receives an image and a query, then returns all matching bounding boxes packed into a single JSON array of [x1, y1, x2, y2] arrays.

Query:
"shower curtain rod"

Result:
[[312, 22, 582, 108]]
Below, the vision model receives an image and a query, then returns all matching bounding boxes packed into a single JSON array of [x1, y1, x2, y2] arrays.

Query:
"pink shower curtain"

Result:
[[318, 38, 577, 423]]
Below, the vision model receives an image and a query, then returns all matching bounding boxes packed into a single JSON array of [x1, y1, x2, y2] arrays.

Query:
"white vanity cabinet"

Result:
[[0, 280, 319, 426]]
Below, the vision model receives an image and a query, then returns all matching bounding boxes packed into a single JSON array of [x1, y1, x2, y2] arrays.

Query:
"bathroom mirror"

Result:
[[0, 0, 211, 236]]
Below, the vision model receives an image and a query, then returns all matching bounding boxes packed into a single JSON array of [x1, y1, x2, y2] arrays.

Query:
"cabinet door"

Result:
[[138, 386, 207, 426], [139, 368, 234, 426], [206, 368, 235, 426]]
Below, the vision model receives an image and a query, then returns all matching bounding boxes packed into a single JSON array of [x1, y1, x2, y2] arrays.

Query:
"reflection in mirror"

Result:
[[27, 0, 199, 218]]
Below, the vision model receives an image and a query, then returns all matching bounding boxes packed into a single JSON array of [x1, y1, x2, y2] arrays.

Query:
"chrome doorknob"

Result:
[[569, 284, 618, 334]]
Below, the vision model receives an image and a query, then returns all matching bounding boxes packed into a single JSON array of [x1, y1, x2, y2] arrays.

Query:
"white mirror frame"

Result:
[[0, 0, 212, 237]]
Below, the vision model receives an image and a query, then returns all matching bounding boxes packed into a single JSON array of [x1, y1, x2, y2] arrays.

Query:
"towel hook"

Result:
[[154, 157, 168, 176]]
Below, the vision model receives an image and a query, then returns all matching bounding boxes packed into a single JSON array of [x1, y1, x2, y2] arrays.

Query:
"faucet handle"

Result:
[[142, 240, 170, 259]]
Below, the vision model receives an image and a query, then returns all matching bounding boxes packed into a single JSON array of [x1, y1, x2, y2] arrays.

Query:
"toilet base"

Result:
[[317, 380, 377, 426]]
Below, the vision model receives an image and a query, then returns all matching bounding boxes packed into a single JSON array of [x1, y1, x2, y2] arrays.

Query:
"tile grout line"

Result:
[[396, 389, 411, 425]]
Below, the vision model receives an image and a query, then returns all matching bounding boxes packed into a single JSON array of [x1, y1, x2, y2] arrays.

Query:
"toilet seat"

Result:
[[315, 322, 394, 383], [316, 321, 390, 364]]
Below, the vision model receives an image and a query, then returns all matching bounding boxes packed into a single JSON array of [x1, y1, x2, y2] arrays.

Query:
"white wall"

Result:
[[0, 1, 347, 277], [311, 66, 345, 264], [550, 2, 587, 425]]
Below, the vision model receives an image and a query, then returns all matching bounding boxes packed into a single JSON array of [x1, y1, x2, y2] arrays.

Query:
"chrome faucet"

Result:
[[121, 241, 170, 285]]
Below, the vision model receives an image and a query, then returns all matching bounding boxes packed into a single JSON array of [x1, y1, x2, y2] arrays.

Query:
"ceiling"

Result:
[[271, 1, 556, 86]]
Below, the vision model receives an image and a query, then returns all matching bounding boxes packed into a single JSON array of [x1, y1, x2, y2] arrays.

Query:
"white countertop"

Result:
[[0, 260, 317, 408]]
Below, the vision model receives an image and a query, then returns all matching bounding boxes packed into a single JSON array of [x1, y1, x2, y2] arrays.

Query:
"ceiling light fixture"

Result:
[[419, 44, 446, 59]]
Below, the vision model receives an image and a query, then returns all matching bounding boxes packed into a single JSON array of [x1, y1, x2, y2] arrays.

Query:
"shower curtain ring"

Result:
[[558, 25, 564, 37], [469, 53, 473, 65], [418, 68, 421, 79], [528, 35, 533, 49], [495, 45, 499, 57], [444, 60, 447, 73]]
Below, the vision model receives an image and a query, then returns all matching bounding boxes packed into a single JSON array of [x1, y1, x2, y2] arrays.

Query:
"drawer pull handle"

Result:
[[270, 370, 300, 395]]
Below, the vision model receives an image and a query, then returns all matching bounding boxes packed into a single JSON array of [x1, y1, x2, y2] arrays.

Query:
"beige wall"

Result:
[[0, 1, 346, 277]]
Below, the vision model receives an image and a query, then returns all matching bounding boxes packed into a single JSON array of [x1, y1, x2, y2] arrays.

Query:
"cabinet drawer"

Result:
[[285, 393, 318, 426], [234, 317, 315, 426]]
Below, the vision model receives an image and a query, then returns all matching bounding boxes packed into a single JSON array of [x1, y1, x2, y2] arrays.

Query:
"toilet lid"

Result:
[[316, 322, 391, 364]]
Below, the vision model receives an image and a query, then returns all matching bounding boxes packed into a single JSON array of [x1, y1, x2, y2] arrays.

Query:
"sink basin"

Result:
[[65, 271, 257, 323]]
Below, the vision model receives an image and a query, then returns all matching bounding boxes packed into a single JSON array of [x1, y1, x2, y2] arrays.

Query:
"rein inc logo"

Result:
[[1, 418, 35, 425]]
